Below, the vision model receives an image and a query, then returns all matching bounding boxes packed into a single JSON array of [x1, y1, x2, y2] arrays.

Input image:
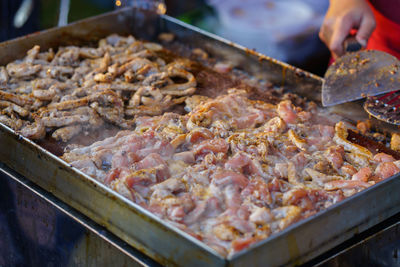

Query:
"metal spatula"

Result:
[[322, 39, 400, 107]]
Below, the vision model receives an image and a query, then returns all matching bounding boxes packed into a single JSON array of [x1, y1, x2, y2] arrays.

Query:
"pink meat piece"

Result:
[[130, 131, 174, 158], [169, 206, 186, 222], [204, 197, 223, 218], [352, 167, 372, 182], [187, 128, 214, 144], [324, 180, 371, 190], [291, 152, 308, 170], [134, 153, 170, 182], [135, 153, 166, 169], [184, 201, 207, 225], [241, 177, 272, 206], [325, 146, 345, 169], [111, 151, 140, 169], [105, 167, 123, 184], [375, 162, 400, 179], [178, 193, 195, 213], [133, 185, 152, 199], [318, 125, 335, 138], [225, 152, 263, 176], [373, 153, 396, 163], [147, 203, 165, 217], [134, 116, 156, 127], [191, 94, 240, 123], [341, 164, 358, 176], [213, 170, 249, 189], [182, 196, 222, 224], [109, 131, 174, 169], [236, 205, 250, 221], [111, 151, 132, 169], [229, 218, 254, 234], [125, 134, 144, 149], [249, 207, 274, 224], [136, 139, 174, 159], [219, 207, 254, 233], [122, 165, 158, 189], [125, 175, 155, 188], [223, 184, 242, 210], [277, 100, 298, 124], [194, 138, 229, 156], [307, 125, 335, 148], [173, 151, 195, 164], [232, 110, 264, 129], [282, 188, 308, 205]]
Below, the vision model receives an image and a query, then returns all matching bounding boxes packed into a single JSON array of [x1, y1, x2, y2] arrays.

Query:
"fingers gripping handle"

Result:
[[344, 36, 363, 53]]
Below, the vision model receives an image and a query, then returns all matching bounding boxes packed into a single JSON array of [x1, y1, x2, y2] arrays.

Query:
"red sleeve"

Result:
[[367, 1, 400, 59]]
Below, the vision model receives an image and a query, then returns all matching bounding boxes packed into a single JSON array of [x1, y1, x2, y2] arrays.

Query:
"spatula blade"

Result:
[[322, 50, 400, 107]]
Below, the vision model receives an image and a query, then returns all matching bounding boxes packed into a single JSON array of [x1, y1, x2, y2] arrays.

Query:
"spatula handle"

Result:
[[344, 36, 363, 52]]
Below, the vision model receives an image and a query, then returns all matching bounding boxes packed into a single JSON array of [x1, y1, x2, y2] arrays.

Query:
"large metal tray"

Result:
[[1, 7, 400, 266]]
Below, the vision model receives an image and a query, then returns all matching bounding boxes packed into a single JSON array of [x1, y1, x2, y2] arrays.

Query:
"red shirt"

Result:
[[367, 0, 400, 59]]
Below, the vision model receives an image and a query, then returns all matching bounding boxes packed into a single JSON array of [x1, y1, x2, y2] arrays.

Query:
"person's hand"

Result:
[[319, 0, 376, 58]]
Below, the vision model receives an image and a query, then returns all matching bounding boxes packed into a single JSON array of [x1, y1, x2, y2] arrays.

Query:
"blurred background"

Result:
[[0, 0, 331, 75]]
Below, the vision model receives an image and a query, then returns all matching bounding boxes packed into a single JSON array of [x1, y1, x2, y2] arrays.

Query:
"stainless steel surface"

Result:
[[1, 7, 400, 266], [322, 50, 400, 107], [0, 163, 158, 267]]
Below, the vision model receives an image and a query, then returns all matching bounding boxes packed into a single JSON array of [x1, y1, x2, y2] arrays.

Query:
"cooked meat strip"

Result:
[[6, 62, 41, 79], [0, 67, 9, 85], [19, 120, 45, 139], [0, 91, 33, 106], [48, 97, 89, 110], [52, 125, 83, 142], [44, 66, 74, 80], [0, 114, 24, 130], [52, 46, 80, 67], [0, 100, 29, 117], [42, 114, 91, 127], [79, 47, 104, 59], [25, 45, 41, 63]]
